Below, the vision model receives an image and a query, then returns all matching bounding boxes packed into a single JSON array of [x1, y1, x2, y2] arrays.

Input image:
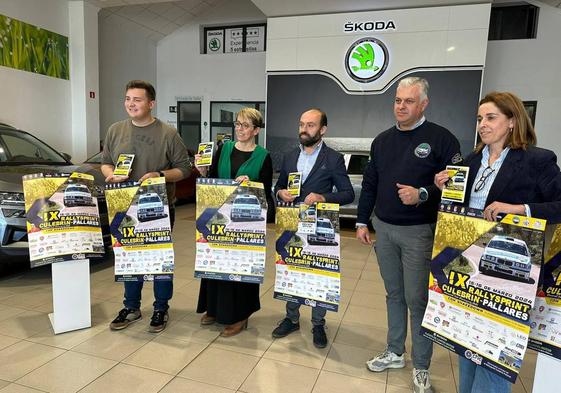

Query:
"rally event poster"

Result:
[[113, 153, 134, 177], [196, 142, 214, 166], [421, 204, 546, 383], [195, 178, 267, 283], [274, 202, 341, 311], [105, 177, 174, 282], [441, 165, 470, 203], [528, 225, 561, 359], [23, 172, 104, 267]]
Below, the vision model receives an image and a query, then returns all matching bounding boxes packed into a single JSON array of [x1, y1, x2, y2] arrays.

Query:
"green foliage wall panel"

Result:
[[0, 14, 69, 80]]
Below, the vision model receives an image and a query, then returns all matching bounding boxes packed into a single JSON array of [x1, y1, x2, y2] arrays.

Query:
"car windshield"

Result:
[[347, 154, 369, 175], [236, 197, 259, 205], [85, 152, 102, 164], [141, 196, 161, 203], [66, 186, 87, 193], [488, 240, 528, 256], [317, 220, 332, 229], [0, 129, 69, 165]]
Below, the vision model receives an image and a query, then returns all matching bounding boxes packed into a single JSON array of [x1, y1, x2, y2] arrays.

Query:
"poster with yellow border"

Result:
[[195, 178, 267, 283], [105, 177, 174, 282], [421, 204, 546, 383], [274, 202, 341, 311], [23, 172, 104, 267]]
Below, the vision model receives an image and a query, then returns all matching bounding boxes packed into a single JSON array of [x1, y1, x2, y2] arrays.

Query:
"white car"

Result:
[[479, 235, 532, 280], [63, 183, 94, 207], [307, 217, 338, 246], [230, 194, 263, 221], [137, 193, 166, 222]]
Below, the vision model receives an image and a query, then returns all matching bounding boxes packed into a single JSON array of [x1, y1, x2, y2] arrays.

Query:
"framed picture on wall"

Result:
[[523, 101, 537, 127]]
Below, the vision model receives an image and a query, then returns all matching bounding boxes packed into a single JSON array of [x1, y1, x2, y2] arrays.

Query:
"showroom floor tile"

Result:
[[0, 204, 538, 392]]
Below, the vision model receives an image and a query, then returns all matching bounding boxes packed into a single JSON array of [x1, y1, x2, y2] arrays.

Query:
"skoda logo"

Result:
[[345, 37, 389, 83]]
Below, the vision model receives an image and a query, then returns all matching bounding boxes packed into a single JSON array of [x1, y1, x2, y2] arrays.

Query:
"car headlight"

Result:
[[0, 192, 25, 218]]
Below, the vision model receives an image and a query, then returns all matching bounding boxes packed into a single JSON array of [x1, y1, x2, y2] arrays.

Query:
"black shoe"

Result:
[[312, 325, 328, 348], [149, 310, 169, 333], [272, 318, 300, 338], [109, 308, 142, 330]]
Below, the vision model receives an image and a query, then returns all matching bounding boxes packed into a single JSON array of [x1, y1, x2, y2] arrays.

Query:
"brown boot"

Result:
[[200, 313, 216, 325], [220, 319, 248, 337]]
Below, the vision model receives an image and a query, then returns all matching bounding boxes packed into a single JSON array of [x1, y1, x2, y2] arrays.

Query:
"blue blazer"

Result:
[[274, 143, 354, 205], [464, 146, 561, 224]]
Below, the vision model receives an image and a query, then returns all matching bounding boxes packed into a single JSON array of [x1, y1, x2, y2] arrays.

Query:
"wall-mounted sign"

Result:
[[344, 20, 396, 32], [225, 28, 243, 53], [246, 26, 265, 52], [344, 37, 389, 83], [206, 30, 223, 53]]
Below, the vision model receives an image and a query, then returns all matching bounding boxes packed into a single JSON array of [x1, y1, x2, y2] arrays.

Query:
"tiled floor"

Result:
[[0, 204, 537, 392]]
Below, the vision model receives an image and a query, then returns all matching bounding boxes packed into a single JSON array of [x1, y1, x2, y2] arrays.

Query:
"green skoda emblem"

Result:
[[209, 38, 221, 52], [415, 143, 431, 158], [345, 37, 388, 83]]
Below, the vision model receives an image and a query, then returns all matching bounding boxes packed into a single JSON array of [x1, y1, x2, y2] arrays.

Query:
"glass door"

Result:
[[210, 102, 266, 147], [177, 101, 201, 151]]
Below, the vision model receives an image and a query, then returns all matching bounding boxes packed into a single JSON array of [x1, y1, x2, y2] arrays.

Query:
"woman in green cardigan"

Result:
[[195, 108, 274, 337]]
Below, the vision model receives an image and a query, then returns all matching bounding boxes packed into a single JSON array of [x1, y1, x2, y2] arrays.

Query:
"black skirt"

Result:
[[196, 278, 260, 325]]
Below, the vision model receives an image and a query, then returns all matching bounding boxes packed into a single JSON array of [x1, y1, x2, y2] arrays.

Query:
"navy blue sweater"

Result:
[[357, 121, 461, 225]]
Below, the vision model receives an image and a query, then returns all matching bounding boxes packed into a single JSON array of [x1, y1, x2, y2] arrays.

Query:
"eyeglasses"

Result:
[[234, 121, 254, 130], [474, 167, 495, 192]]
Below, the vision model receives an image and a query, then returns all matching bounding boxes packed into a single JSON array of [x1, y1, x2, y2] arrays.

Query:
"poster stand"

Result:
[[48, 258, 91, 334], [533, 354, 561, 393]]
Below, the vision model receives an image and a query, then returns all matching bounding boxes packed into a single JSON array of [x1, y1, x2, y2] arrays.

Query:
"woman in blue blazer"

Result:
[[435, 91, 561, 393]]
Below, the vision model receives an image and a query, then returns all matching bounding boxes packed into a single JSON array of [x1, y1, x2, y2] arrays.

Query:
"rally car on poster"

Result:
[[479, 235, 532, 280], [137, 193, 167, 222], [307, 217, 338, 246], [230, 194, 263, 222], [63, 183, 95, 207]]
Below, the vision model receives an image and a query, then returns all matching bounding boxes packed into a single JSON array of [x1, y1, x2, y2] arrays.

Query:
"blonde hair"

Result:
[[475, 91, 536, 153], [237, 108, 263, 128]]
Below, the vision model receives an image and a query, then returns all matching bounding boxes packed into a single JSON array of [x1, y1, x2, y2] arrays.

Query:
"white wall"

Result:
[[0, 0, 72, 155], [98, 13, 157, 140], [483, 0, 561, 156], [156, 0, 266, 143]]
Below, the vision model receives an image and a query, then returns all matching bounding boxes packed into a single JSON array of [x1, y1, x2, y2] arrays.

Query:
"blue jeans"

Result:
[[372, 216, 434, 369], [286, 301, 326, 326], [123, 208, 175, 312], [459, 356, 511, 393]]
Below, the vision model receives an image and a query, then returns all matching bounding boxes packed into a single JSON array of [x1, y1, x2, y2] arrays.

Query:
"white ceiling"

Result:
[[89, 0, 561, 42]]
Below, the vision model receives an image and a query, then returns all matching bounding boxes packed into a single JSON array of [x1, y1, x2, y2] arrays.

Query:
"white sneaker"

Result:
[[366, 350, 405, 372], [413, 368, 434, 393]]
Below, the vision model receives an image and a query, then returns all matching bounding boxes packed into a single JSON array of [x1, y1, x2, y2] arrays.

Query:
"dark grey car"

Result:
[[0, 124, 108, 261]]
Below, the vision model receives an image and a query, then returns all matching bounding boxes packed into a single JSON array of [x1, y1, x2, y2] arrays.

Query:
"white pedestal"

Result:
[[48, 259, 91, 334], [533, 353, 561, 393]]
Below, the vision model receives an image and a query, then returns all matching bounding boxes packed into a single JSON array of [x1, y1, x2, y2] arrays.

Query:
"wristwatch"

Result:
[[159, 171, 165, 178], [418, 187, 429, 203]]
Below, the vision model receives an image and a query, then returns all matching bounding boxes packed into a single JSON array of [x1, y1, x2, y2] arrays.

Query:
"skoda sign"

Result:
[[345, 37, 389, 83]]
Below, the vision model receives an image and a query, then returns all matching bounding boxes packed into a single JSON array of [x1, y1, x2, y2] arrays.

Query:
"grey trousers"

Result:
[[286, 302, 326, 326], [372, 215, 434, 370]]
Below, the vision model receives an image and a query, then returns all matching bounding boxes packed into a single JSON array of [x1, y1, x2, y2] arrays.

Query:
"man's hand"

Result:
[[235, 175, 249, 183], [139, 172, 160, 183], [105, 174, 128, 183], [277, 189, 296, 203], [304, 192, 325, 205], [396, 183, 420, 205], [483, 202, 525, 222], [434, 170, 450, 191], [356, 226, 372, 245], [194, 153, 209, 177]]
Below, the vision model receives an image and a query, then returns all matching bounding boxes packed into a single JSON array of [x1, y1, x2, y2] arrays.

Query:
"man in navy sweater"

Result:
[[356, 77, 461, 393], [272, 108, 354, 348]]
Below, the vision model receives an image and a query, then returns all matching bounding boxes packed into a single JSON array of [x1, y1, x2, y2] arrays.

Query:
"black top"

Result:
[[357, 121, 461, 226], [210, 144, 275, 222]]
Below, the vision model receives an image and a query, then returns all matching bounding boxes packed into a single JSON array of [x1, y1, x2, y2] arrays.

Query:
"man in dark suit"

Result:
[[271, 108, 354, 348]]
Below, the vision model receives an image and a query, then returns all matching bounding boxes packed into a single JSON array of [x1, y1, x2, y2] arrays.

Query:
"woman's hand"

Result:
[[194, 154, 208, 177], [434, 170, 450, 191], [235, 175, 249, 183], [483, 202, 526, 221]]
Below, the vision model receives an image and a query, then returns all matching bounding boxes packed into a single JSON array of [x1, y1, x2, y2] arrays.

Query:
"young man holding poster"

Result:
[[355, 77, 461, 393], [272, 108, 354, 348], [102, 80, 190, 333]]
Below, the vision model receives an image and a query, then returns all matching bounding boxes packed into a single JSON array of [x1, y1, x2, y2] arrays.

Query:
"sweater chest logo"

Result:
[[414, 143, 431, 158]]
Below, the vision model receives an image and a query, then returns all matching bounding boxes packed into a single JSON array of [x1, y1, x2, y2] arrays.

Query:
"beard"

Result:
[[299, 131, 322, 147]]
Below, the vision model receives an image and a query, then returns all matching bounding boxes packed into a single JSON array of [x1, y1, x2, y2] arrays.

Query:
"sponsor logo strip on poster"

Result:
[[113, 153, 135, 177], [274, 202, 341, 312], [441, 165, 470, 203], [421, 204, 546, 383], [196, 142, 214, 166], [23, 172, 105, 267], [195, 178, 267, 283], [528, 225, 561, 359], [105, 177, 174, 282]]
